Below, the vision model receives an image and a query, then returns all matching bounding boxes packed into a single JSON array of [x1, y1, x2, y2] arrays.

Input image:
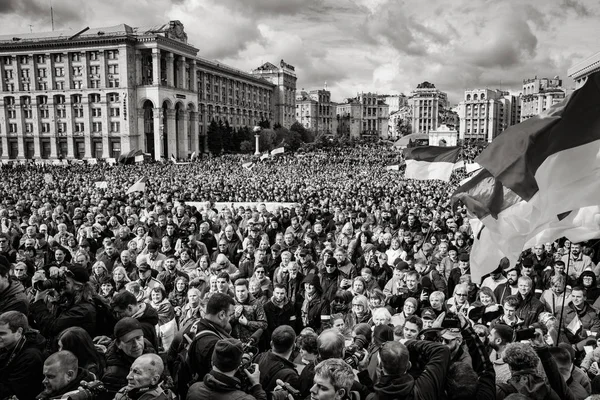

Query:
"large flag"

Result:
[[385, 165, 400, 171], [260, 153, 269, 161], [95, 181, 108, 189], [403, 146, 461, 182], [134, 155, 144, 163], [465, 162, 482, 174], [126, 177, 148, 194], [453, 72, 600, 281], [566, 314, 583, 336], [242, 162, 254, 170], [271, 147, 285, 156]]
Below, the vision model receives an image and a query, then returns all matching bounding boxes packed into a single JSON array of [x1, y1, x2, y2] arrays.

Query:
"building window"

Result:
[[108, 93, 119, 102], [89, 65, 99, 75], [92, 122, 102, 132], [92, 108, 101, 117], [108, 79, 119, 88], [20, 56, 28, 64], [21, 69, 30, 79], [56, 108, 66, 118], [74, 108, 83, 118], [72, 80, 82, 89], [37, 82, 48, 90], [55, 67, 64, 77], [108, 65, 119, 74], [4, 57, 12, 65], [54, 54, 63, 63], [90, 94, 101, 103], [25, 123, 33, 133], [40, 109, 49, 118], [110, 107, 120, 117], [24, 109, 32, 119], [72, 53, 81, 62], [9, 123, 17, 133], [37, 54, 46, 64], [74, 122, 84, 132], [107, 50, 118, 60], [89, 51, 98, 61], [7, 109, 16, 119], [90, 80, 100, 88], [110, 140, 121, 158], [57, 122, 66, 134], [41, 123, 50, 133], [72, 66, 82, 76], [110, 122, 120, 133]]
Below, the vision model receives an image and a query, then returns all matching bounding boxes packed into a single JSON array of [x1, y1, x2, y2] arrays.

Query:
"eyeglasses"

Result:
[[456, 293, 468, 297], [256, 270, 265, 274]]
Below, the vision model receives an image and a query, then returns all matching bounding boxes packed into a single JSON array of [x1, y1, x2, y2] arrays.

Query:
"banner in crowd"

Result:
[[126, 177, 148, 194], [403, 146, 461, 182], [271, 147, 285, 156], [95, 181, 108, 189], [453, 71, 600, 281], [186, 201, 296, 213]]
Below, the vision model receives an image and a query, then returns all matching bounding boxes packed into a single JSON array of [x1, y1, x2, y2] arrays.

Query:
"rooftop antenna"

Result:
[[50, 0, 54, 31], [324, 81, 328, 90], [29, 25, 33, 33]]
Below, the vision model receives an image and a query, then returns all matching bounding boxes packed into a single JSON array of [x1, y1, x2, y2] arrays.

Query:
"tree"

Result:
[[259, 118, 271, 129], [290, 121, 315, 144], [206, 119, 222, 155], [396, 118, 412, 137], [240, 140, 254, 153], [275, 126, 302, 151], [259, 128, 277, 152], [222, 120, 233, 153]]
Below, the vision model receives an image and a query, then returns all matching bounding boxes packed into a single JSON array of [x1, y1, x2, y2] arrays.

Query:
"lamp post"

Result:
[[253, 126, 261, 155]]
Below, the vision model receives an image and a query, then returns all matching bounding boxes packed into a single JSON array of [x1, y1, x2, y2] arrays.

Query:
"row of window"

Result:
[[4, 64, 120, 80], [3, 121, 121, 134], [2, 138, 122, 160], [2, 51, 119, 66], [3, 93, 120, 106]]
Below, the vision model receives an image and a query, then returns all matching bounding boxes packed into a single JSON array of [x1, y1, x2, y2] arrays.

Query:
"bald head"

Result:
[[126, 354, 164, 389]]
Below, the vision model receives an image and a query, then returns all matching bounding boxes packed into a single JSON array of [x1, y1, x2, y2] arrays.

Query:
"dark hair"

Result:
[[379, 341, 409, 375], [273, 283, 286, 291], [352, 323, 372, 344], [235, 278, 249, 289], [298, 332, 318, 355], [148, 286, 167, 301], [491, 324, 514, 344], [205, 292, 235, 316], [111, 290, 138, 309], [58, 327, 102, 373], [217, 271, 230, 281], [0, 311, 29, 332], [405, 315, 423, 331], [271, 325, 296, 353], [503, 295, 520, 308], [0, 263, 9, 278], [446, 362, 478, 400], [548, 346, 572, 367], [571, 286, 587, 297]]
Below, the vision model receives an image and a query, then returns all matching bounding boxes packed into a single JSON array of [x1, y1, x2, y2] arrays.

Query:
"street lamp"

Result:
[[253, 125, 261, 155]]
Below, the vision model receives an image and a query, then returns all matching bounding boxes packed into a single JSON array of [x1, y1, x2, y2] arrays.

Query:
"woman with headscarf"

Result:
[[300, 273, 330, 333]]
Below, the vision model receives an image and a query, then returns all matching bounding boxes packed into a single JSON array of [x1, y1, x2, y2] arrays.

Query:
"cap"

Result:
[[499, 257, 511, 271], [394, 260, 409, 270], [521, 258, 534, 267], [458, 253, 470, 262], [137, 262, 150, 272], [325, 257, 338, 267], [271, 244, 282, 252], [65, 264, 89, 283], [212, 338, 244, 373], [441, 328, 462, 340], [421, 308, 437, 321], [299, 249, 308, 257], [147, 242, 159, 252], [114, 317, 144, 343]]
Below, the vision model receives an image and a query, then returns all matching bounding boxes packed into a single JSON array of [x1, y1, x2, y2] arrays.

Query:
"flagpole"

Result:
[[557, 249, 572, 335]]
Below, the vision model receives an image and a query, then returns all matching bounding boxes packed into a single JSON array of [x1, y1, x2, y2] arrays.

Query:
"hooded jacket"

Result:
[[0, 277, 29, 314], [579, 270, 600, 304], [254, 350, 300, 399], [366, 340, 450, 400], [0, 329, 46, 400], [187, 369, 267, 400]]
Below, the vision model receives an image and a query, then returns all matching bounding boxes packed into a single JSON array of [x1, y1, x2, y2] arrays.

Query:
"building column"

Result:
[[99, 50, 107, 89], [100, 93, 109, 159], [189, 111, 198, 154], [0, 104, 9, 159], [181, 110, 189, 158], [81, 51, 89, 90], [135, 50, 142, 86], [153, 108, 162, 160], [50, 135, 58, 159], [32, 96, 41, 158], [152, 49, 160, 86], [14, 104, 25, 159], [137, 109, 146, 151], [65, 99, 75, 159], [82, 97, 92, 159], [178, 57, 186, 89], [190, 60, 197, 92], [166, 109, 176, 158], [166, 53, 174, 87]]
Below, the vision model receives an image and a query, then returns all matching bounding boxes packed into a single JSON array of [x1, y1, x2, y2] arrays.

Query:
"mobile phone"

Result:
[[514, 328, 536, 342]]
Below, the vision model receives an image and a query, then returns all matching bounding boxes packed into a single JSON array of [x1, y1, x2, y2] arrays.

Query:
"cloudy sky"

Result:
[[1, 0, 599, 104]]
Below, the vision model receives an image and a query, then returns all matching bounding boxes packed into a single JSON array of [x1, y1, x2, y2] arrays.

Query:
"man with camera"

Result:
[[0, 259, 28, 314], [254, 325, 300, 400], [113, 354, 172, 400], [29, 263, 97, 342], [187, 338, 267, 400], [37, 350, 97, 400]]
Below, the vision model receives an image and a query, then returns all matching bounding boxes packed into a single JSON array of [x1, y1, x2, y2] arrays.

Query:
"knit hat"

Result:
[[325, 257, 338, 267], [212, 338, 244, 372], [147, 242, 159, 252], [373, 325, 394, 346], [114, 317, 143, 343]]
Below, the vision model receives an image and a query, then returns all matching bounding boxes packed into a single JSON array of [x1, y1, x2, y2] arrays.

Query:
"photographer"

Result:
[[0, 259, 28, 314], [114, 354, 172, 400], [254, 325, 300, 400], [37, 350, 96, 400], [187, 338, 267, 400], [29, 263, 97, 342]]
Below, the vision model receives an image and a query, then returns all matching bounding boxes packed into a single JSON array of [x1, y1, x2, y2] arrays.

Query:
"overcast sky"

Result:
[[1, 0, 599, 104]]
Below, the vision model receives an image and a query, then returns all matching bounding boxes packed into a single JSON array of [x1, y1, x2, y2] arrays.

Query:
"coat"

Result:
[[30, 295, 96, 341], [101, 339, 156, 397], [231, 296, 268, 343], [0, 329, 46, 400], [516, 291, 545, 327], [0, 277, 29, 314], [558, 301, 600, 344], [254, 351, 300, 397], [187, 370, 267, 400]]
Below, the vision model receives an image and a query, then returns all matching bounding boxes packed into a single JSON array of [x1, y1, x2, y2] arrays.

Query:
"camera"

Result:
[[60, 380, 106, 400], [514, 328, 536, 342], [34, 276, 67, 291], [441, 313, 461, 329], [237, 329, 263, 389], [343, 334, 368, 369], [272, 379, 301, 400]]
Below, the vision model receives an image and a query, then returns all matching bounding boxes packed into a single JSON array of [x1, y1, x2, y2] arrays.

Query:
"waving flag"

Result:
[[242, 162, 254, 170], [126, 177, 148, 194], [95, 181, 108, 189], [271, 147, 285, 156], [403, 146, 461, 182], [453, 72, 600, 281], [260, 153, 269, 161]]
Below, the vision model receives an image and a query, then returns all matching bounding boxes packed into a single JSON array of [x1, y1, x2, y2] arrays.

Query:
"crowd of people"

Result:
[[1, 143, 600, 400]]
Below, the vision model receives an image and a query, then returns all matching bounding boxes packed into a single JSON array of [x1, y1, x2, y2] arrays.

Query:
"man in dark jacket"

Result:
[[37, 350, 96, 400], [102, 317, 156, 397], [0, 311, 46, 400], [0, 262, 29, 314], [178, 292, 235, 399], [187, 338, 267, 400], [263, 284, 297, 338], [367, 339, 450, 400], [111, 290, 160, 350], [516, 275, 545, 327], [320, 258, 345, 303], [254, 325, 300, 399], [300, 274, 330, 332]]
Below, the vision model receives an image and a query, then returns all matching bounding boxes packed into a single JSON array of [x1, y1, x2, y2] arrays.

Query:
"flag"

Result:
[[385, 165, 400, 171], [242, 162, 254, 170], [453, 160, 465, 170], [170, 155, 176, 163], [191, 152, 197, 161], [134, 155, 144, 163], [453, 72, 600, 281], [271, 147, 284, 156], [567, 314, 583, 336], [403, 146, 461, 182], [95, 181, 108, 189], [466, 162, 482, 174], [260, 153, 269, 161], [126, 177, 148, 194]]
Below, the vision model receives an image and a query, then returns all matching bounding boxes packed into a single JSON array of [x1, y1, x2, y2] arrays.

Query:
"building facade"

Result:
[[520, 77, 565, 122], [429, 124, 458, 146], [336, 93, 389, 139], [407, 82, 449, 134], [295, 88, 333, 134], [568, 50, 600, 89], [0, 21, 280, 161], [251, 60, 297, 129], [382, 94, 407, 114]]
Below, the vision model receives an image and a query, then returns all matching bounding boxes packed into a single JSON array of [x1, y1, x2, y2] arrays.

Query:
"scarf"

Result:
[[302, 292, 317, 326], [271, 294, 289, 308]]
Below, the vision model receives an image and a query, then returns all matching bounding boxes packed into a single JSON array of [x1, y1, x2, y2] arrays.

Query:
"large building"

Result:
[[251, 60, 297, 129], [520, 76, 565, 122], [295, 88, 334, 134], [336, 92, 389, 139], [0, 21, 286, 161], [407, 82, 449, 134], [568, 50, 600, 89], [458, 88, 520, 142], [382, 94, 407, 114]]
